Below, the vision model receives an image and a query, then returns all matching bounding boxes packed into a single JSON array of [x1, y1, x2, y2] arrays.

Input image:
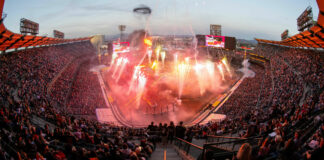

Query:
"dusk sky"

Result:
[[3, 0, 319, 40]]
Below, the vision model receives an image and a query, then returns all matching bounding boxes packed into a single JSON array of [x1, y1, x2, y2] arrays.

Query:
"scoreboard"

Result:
[[205, 35, 225, 48], [20, 18, 39, 35]]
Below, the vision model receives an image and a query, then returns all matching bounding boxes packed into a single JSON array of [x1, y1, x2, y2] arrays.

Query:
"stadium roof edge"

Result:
[[0, 0, 92, 51], [256, 0, 324, 49]]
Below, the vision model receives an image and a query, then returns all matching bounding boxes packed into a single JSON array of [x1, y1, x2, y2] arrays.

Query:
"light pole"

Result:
[[118, 25, 126, 41]]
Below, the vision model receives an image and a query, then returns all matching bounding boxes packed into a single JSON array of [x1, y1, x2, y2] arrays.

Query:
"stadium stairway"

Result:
[[281, 59, 309, 106], [150, 144, 182, 160], [31, 115, 57, 131]]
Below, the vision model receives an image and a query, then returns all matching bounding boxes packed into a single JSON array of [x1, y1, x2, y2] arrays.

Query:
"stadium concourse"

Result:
[[0, 0, 324, 160]]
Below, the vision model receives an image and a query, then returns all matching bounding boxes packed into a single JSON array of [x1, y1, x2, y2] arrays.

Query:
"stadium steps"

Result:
[[255, 72, 265, 108], [12, 88, 21, 103], [151, 144, 182, 160], [281, 59, 309, 106], [31, 115, 57, 131], [47, 57, 76, 95], [96, 107, 123, 126]]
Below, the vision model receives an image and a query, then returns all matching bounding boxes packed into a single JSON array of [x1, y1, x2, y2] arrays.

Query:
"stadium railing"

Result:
[[208, 135, 261, 149], [0, 139, 28, 159], [202, 136, 262, 160], [174, 137, 203, 160]]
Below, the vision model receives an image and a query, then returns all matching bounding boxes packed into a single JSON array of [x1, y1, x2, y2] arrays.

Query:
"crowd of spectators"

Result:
[[0, 39, 323, 160], [145, 44, 323, 160], [202, 44, 321, 137], [269, 44, 322, 93], [201, 44, 324, 160], [257, 64, 273, 108], [50, 56, 90, 107], [218, 64, 264, 119], [66, 59, 106, 115], [49, 43, 95, 108], [0, 42, 160, 160], [199, 63, 272, 136], [0, 99, 158, 160], [0, 46, 76, 109]]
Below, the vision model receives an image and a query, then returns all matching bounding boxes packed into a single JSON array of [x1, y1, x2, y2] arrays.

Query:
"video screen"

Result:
[[205, 35, 225, 48], [113, 42, 130, 54]]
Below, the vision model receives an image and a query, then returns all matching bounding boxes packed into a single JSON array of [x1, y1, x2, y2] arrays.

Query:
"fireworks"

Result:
[[151, 60, 158, 70], [144, 38, 152, 46], [135, 72, 147, 109], [194, 63, 205, 95], [185, 57, 190, 63], [107, 40, 234, 112], [112, 57, 123, 78], [193, 61, 216, 95], [205, 61, 215, 77], [205, 60, 216, 90], [111, 53, 118, 65], [176, 58, 191, 98], [147, 48, 152, 64], [217, 63, 225, 80], [155, 46, 161, 61], [111, 57, 129, 83], [174, 54, 178, 66], [221, 57, 232, 77], [128, 65, 148, 109], [116, 58, 129, 82], [161, 51, 166, 66], [151, 60, 160, 75]]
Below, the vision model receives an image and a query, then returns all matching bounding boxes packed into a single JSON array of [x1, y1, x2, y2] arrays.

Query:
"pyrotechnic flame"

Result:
[[174, 54, 178, 64], [128, 66, 141, 94], [185, 57, 190, 63], [111, 53, 118, 65], [176, 61, 191, 98], [147, 49, 152, 64], [194, 63, 203, 72], [205, 61, 215, 76], [161, 51, 166, 66], [193, 61, 216, 95], [151, 60, 157, 70], [135, 71, 147, 109], [155, 46, 161, 61], [112, 57, 123, 78], [144, 38, 152, 46], [217, 63, 225, 80], [116, 57, 129, 82], [221, 57, 227, 65], [116, 58, 123, 66], [205, 61, 216, 89], [194, 63, 205, 95], [221, 57, 232, 77], [128, 65, 147, 109]]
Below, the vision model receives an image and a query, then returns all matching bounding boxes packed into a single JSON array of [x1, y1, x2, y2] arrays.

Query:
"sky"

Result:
[[2, 0, 319, 40]]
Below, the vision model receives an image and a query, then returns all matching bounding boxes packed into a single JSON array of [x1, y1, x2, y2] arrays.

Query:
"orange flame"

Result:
[[144, 38, 152, 46]]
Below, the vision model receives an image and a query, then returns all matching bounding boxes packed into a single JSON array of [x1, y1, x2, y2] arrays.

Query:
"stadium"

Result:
[[0, 0, 323, 160]]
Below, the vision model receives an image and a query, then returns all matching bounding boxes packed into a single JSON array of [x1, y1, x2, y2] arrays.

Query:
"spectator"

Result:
[[306, 138, 324, 160], [161, 123, 168, 147], [175, 121, 186, 139], [233, 143, 252, 160], [167, 121, 175, 144]]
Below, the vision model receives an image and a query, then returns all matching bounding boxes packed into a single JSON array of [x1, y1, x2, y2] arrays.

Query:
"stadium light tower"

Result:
[[118, 25, 126, 41]]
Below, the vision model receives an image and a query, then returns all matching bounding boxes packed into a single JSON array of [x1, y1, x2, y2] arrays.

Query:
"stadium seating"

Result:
[[0, 0, 323, 159]]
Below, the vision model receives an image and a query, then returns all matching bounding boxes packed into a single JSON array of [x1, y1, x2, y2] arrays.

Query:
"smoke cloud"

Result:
[[238, 59, 255, 78]]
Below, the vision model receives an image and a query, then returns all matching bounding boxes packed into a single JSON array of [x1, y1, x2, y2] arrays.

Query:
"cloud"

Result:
[[38, 0, 79, 21], [82, 5, 129, 13]]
